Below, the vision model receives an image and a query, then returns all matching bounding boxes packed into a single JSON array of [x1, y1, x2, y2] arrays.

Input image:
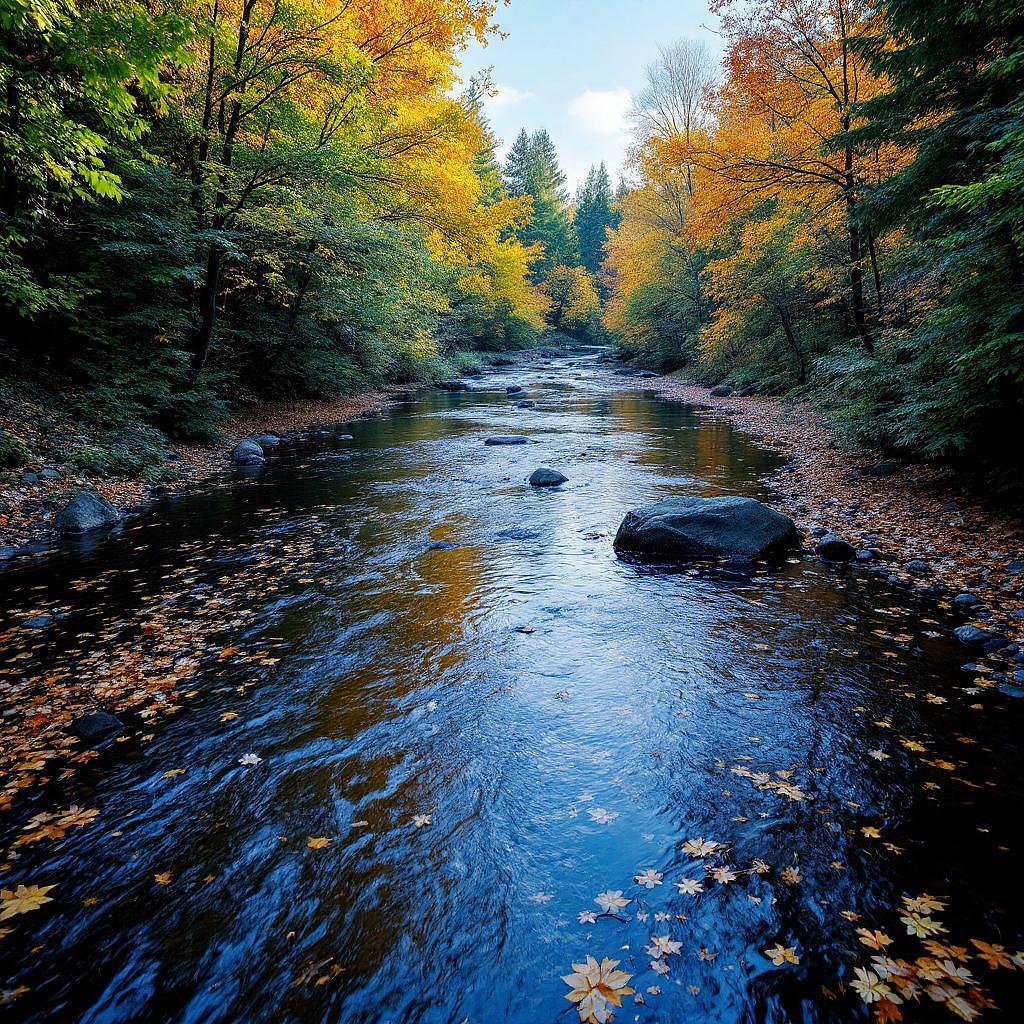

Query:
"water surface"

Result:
[[1, 356, 1022, 1023]]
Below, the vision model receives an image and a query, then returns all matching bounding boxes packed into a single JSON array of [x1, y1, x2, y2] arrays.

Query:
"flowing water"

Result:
[[1, 354, 1022, 1023]]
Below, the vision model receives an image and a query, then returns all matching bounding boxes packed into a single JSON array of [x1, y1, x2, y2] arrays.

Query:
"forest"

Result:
[[2, 4, 1024, 1024], [2, 0, 1021, 489]]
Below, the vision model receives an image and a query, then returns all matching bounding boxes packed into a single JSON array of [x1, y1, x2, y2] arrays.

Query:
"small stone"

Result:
[[815, 535, 856, 562], [953, 593, 981, 607], [39, 468, 61, 480], [953, 624, 998, 647], [516, 400, 536, 409], [529, 467, 567, 487], [230, 439, 265, 465], [24, 614, 54, 629], [485, 435, 530, 446], [71, 711, 126, 747], [506, 385, 524, 395], [905, 559, 929, 575], [56, 491, 120, 536]]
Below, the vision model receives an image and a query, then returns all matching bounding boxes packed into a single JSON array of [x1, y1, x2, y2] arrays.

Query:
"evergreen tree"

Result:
[[503, 129, 533, 199], [502, 127, 578, 277], [574, 163, 616, 274], [852, 0, 1024, 469], [464, 72, 506, 206]]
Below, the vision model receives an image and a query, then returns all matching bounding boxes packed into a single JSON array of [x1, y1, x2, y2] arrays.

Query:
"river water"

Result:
[[1, 354, 1022, 1023]]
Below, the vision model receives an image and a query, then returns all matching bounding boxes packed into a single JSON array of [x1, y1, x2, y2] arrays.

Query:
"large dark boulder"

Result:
[[529, 467, 567, 487], [614, 495, 799, 562], [709, 385, 733, 397], [230, 439, 265, 465], [485, 435, 530, 446], [816, 534, 856, 562], [56, 491, 120, 536], [505, 385, 524, 395]]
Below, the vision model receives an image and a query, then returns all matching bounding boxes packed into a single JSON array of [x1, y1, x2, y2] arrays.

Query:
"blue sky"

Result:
[[457, 0, 720, 192]]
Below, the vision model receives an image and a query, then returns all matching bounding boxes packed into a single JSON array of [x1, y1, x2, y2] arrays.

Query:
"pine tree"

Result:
[[503, 129, 533, 199], [853, 0, 1024, 467], [464, 73, 506, 205], [574, 163, 616, 274], [502, 128, 578, 277]]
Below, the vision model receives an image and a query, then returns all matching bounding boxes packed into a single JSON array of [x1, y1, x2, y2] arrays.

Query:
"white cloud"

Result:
[[487, 83, 534, 111], [566, 88, 632, 139]]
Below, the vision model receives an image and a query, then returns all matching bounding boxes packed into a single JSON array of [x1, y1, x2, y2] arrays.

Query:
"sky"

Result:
[[457, 0, 721, 193]]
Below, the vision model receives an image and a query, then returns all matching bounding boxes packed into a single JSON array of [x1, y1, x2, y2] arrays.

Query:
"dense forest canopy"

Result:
[[1, 0, 1023, 489], [605, 0, 1024, 488]]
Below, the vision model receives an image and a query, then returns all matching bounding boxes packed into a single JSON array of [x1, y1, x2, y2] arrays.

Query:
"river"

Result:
[[1, 352, 1021, 1023]]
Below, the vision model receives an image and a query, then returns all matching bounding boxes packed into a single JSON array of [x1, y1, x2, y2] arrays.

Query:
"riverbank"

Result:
[[0, 391, 396, 556], [638, 374, 1024, 640]]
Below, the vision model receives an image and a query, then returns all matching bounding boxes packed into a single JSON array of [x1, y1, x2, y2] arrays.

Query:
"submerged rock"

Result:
[[506, 385, 524, 395], [709, 385, 733, 397], [954, 593, 981, 607], [56, 491, 120, 536], [529, 467, 567, 487], [438, 381, 467, 391], [614, 495, 799, 562], [250, 433, 281, 446], [71, 711, 126, 747], [485, 435, 530, 446], [905, 558, 929, 575], [230, 439, 265, 465], [816, 534, 856, 562], [516, 400, 536, 409]]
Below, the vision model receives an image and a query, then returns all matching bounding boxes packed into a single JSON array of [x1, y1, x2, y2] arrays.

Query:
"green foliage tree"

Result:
[[839, 0, 1024, 476]]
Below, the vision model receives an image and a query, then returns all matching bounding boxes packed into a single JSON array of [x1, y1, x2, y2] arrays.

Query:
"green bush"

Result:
[[66, 423, 169, 477], [0, 433, 31, 468]]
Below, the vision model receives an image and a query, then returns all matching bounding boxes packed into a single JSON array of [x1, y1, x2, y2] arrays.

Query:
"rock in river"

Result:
[[954, 624, 1001, 647], [485, 435, 530, 446], [231, 439, 265, 465], [815, 534, 856, 562], [709, 385, 733, 397], [56, 491, 120, 536], [71, 711, 126, 747], [614, 495, 799, 562], [250, 433, 281, 447], [529, 467, 567, 487], [506, 385, 524, 395]]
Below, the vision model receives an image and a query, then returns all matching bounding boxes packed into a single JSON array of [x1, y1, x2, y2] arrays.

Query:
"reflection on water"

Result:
[[1, 357, 1022, 1023]]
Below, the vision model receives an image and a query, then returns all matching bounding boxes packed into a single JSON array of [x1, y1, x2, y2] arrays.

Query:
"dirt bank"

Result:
[[0, 392, 396, 554]]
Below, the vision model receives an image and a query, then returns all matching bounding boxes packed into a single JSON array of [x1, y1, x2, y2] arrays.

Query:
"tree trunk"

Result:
[[191, 245, 222, 375], [844, 147, 874, 355]]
